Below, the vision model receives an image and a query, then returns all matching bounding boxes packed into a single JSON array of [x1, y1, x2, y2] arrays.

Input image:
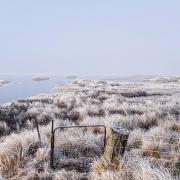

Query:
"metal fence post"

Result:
[[50, 119, 54, 169]]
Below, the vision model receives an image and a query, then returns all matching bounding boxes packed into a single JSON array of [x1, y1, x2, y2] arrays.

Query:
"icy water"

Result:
[[0, 75, 74, 104], [0, 74, 146, 104]]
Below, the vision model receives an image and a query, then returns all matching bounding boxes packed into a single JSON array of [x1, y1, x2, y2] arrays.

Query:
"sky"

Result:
[[0, 0, 179, 76]]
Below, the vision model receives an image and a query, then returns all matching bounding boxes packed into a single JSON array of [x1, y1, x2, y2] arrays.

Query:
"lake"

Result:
[[0, 75, 74, 104], [0, 74, 146, 104]]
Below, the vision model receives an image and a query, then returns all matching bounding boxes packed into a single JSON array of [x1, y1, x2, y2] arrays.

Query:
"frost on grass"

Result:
[[0, 76, 180, 179]]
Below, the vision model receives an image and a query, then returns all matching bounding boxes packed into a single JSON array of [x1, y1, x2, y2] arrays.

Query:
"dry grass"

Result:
[[0, 76, 180, 179]]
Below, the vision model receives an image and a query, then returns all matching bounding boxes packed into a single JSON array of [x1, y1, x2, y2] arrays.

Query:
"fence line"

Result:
[[47, 124, 179, 177]]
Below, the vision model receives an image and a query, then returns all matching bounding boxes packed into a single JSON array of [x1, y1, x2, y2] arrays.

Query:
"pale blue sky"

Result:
[[0, 0, 179, 76]]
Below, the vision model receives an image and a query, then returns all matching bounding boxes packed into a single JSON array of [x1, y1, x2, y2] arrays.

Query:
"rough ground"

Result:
[[0, 76, 180, 180]]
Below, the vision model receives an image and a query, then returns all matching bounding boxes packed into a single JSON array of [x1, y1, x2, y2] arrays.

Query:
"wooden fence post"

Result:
[[104, 127, 129, 163], [95, 127, 129, 173]]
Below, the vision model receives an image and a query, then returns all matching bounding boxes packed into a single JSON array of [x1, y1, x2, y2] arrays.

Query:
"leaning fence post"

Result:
[[104, 127, 129, 163], [30, 113, 42, 148], [95, 126, 129, 173], [34, 118, 42, 147]]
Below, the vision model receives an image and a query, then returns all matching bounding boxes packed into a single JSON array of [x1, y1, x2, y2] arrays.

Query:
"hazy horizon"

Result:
[[0, 1, 180, 76]]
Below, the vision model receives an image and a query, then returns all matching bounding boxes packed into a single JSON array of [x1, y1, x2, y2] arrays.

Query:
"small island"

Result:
[[32, 76, 50, 81], [66, 75, 77, 79], [0, 80, 9, 87]]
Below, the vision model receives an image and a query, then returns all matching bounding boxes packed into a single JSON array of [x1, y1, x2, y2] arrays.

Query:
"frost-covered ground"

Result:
[[0, 76, 179, 179]]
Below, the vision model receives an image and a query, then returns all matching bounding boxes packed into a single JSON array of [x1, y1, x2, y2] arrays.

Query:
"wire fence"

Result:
[[52, 139, 103, 172], [50, 125, 180, 178], [50, 125, 106, 172]]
